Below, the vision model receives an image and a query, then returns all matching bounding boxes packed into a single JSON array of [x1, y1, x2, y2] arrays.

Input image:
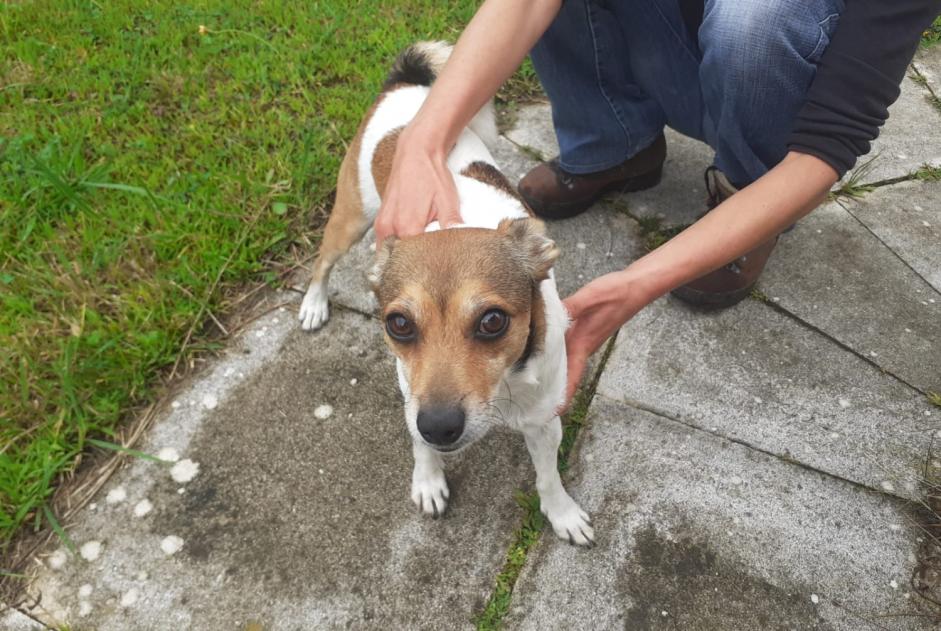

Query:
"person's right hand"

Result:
[[374, 125, 462, 245]]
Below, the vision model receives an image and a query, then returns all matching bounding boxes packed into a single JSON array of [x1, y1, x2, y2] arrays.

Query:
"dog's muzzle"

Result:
[[416, 405, 465, 448]]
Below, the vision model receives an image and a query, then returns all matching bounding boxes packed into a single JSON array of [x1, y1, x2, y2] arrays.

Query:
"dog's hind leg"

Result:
[[299, 149, 369, 331], [522, 417, 595, 546]]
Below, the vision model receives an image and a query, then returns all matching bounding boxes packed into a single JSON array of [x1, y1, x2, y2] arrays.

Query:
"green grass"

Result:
[[922, 14, 941, 47], [0, 0, 483, 547]]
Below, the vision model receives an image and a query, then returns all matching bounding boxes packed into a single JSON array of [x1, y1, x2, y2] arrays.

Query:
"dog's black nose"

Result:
[[416, 406, 466, 447]]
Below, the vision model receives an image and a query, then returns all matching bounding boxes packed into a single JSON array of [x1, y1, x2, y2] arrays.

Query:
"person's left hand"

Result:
[[560, 270, 648, 411]]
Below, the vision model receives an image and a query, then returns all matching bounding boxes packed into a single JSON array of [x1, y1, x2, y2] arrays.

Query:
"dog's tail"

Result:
[[384, 41, 498, 150]]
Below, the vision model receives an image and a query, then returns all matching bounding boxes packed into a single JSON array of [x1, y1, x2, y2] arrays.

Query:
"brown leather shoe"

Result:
[[671, 167, 778, 309], [518, 133, 666, 220]]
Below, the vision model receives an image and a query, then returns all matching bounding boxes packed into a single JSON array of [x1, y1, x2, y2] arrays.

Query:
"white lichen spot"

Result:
[[177, 487, 186, 494], [752, 396, 762, 404], [771, 297, 780, 303], [811, 594, 820, 604], [133, 499, 153, 517], [880, 481, 895, 492], [923, 220, 931, 227], [202, 393, 218, 410], [930, 299, 936, 304], [223, 367, 235, 377], [314, 404, 334, 420], [575, 242, 587, 250], [80, 541, 103, 562], [170, 459, 200, 483], [890, 580, 899, 590], [869, 351, 878, 357], [318, 468, 325, 475], [728, 475, 743, 486], [105, 486, 127, 504], [349, 378, 358, 386], [369, 242, 377, 252], [890, 524, 902, 532], [78, 601, 93, 617], [160, 535, 184, 556], [830, 432, 840, 439], [838, 398, 851, 409], [120, 587, 139, 607], [661, 611, 668, 617], [157, 447, 180, 463], [272, 317, 280, 325], [48, 549, 68, 570], [89, 502, 97, 511], [136, 571, 149, 581], [78, 584, 93, 598], [171, 400, 181, 409], [904, 328, 912, 333]]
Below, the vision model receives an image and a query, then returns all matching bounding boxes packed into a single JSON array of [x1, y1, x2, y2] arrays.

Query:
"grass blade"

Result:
[[42, 504, 76, 555], [86, 438, 166, 463]]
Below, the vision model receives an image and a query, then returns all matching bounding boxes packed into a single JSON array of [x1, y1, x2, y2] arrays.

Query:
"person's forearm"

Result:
[[624, 152, 839, 302], [407, 0, 562, 150]]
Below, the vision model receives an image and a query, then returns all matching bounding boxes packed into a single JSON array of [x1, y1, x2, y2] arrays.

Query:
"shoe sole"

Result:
[[525, 165, 664, 220]]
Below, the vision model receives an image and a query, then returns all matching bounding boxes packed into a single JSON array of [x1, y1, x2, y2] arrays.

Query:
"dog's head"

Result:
[[369, 217, 559, 452]]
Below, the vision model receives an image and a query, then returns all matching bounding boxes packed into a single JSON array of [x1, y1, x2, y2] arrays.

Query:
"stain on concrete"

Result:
[[618, 523, 829, 630]]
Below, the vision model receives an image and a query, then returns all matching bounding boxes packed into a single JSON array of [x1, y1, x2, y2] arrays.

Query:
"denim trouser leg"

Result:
[[529, 0, 668, 174], [530, 0, 844, 186]]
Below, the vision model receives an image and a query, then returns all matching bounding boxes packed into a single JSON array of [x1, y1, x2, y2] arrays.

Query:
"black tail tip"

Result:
[[384, 44, 440, 89]]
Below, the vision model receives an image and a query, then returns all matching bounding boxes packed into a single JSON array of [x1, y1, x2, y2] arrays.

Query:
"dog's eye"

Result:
[[476, 309, 509, 339], [385, 313, 416, 341]]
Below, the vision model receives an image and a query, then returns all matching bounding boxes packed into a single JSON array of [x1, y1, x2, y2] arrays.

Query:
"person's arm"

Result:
[[560, 152, 839, 408], [374, 0, 562, 243]]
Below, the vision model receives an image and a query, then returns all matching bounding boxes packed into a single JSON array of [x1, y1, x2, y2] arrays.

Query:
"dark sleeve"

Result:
[[787, 1, 941, 177]]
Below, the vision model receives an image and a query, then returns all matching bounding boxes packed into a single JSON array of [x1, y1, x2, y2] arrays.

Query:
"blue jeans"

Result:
[[530, 0, 844, 186]]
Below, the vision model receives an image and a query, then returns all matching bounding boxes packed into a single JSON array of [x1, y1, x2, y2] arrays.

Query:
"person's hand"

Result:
[[560, 270, 649, 412], [374, 125, 462, 244]]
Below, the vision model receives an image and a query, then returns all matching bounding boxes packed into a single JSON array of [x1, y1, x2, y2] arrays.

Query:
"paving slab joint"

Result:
[[912, 391, 941, 619], [755, 296, 931, 397], [910, 65, 941, 114], [473, 335, 618, 630]]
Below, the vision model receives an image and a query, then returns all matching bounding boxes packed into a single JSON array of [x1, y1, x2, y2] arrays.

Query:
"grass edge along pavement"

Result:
[[0, 0, 483, 563], [474, 336, 618, 631]]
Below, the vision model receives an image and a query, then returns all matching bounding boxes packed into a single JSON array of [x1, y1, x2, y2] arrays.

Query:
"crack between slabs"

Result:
[[602, 392, 914, 503], [752, 297, 930, 397], [472, 334, 618, 630], [835, 199, 941, 298]]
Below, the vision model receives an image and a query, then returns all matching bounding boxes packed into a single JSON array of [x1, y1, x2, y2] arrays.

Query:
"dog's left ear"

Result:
[[367, 236, 398, 293], [498, 217, 559, 282]]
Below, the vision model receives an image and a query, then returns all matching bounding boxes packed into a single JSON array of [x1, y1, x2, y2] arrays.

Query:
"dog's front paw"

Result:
[[411, 468, 449, 518], [299, 284, 329, 331], [543, 495, 594, 547]]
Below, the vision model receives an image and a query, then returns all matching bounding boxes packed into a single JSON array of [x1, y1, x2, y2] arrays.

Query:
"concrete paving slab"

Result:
[[16, 302, 534, 630], [596, 295, 935, 498], [914, 45, 941, 102], [506, 397, 934, 631], [860, 74, 941, 184], [0, 609, 45, 630], [840, 179, 941, 293], [760, 201, 941, 393]]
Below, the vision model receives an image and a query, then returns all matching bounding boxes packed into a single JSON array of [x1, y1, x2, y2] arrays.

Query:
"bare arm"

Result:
[[374, 0, 562, 243], [560, 152, 840, 407]]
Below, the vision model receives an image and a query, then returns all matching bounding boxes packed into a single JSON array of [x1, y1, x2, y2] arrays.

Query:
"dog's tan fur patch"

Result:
[[371, 127, 404, 199], [459, 161, 530, 212]]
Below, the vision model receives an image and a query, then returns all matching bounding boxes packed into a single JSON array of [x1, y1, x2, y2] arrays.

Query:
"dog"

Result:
[[299, 41, 593, 546]]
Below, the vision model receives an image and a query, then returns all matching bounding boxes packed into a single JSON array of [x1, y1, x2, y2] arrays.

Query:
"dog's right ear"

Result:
[[367, 236, 397, 293]]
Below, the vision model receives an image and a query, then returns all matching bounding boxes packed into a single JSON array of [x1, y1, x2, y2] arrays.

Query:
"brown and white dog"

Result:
[[299, 42, 593, 546]]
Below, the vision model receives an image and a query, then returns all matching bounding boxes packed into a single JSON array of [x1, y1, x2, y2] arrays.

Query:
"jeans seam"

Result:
[[583, 0, 632, 158]]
